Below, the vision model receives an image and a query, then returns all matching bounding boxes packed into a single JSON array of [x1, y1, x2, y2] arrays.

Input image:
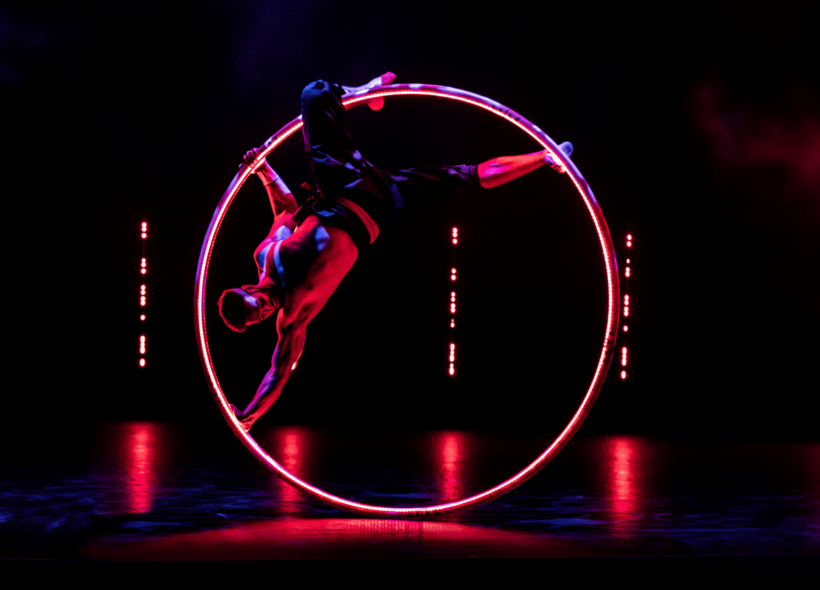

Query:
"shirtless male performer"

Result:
[[219, 73, 573, 431]]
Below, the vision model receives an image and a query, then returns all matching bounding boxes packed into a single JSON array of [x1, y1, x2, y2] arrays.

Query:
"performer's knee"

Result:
[[301, 80, 339, 111]]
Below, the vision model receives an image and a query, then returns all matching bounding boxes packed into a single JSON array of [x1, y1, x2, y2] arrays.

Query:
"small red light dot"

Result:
[[620, 370, 626, 379], [627, 234, 632, 240], [140, 358, 146, 367], [141, 269, 146, 274], [453, 239, 458, 244], [140, 315, 146, 321], [623, 325, 628, 332], [142, 233, 147, 239]]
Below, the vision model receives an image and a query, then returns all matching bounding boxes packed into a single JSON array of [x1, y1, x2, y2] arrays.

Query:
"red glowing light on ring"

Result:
[[194, 84, 620, 517]]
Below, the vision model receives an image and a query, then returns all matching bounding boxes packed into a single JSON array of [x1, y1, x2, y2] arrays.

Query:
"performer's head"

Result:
[[218, 285, 279, 332]]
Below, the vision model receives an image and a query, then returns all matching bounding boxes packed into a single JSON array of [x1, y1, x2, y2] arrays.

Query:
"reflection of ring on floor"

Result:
[[194, 83, 621, 517]]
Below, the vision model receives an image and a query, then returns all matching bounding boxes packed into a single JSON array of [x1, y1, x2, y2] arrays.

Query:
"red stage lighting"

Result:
[[139, 221, 148, 367]]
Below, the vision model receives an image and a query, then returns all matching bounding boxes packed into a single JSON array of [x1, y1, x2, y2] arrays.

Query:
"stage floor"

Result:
[[2, 422, 818, 566]]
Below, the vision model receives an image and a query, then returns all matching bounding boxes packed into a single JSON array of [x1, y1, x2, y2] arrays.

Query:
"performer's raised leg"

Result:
[[300, 73, 396, 195], [478, 142, 574, 188]]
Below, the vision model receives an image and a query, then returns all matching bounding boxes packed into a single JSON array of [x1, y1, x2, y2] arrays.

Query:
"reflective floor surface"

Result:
[[1, 422, 818, 567]]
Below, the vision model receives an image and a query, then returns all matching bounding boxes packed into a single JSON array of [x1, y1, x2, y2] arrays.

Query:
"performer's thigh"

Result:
[[388, 165, 478, 214], [301, 80, 368, 192]]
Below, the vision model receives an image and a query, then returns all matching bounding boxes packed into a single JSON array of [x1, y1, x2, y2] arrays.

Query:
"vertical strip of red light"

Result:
[[449, 227, 458, 376], [621, 232, 632, 379], [140, 221, 147, 367]]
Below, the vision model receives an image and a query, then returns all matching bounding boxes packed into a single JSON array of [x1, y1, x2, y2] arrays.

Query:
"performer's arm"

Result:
[[478, 145, 571, 189], [243, 148, 298, 218], [236, 314, 305, 430]]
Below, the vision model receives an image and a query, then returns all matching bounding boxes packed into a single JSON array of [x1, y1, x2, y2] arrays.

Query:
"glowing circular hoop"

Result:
[[195, 84, 620, 517]]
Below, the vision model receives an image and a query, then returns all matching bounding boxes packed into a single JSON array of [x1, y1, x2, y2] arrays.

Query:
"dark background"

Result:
[[4, 0, 818, 441]]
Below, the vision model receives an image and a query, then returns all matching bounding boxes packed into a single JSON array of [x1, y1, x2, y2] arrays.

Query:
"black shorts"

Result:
[[295, 79, 481, 248]]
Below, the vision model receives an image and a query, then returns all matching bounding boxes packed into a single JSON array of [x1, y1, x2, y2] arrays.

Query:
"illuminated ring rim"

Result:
[[195, 84, 620, 517]]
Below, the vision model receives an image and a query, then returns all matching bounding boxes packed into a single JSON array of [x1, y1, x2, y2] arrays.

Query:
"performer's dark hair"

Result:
[[218, 289, 249, 333]]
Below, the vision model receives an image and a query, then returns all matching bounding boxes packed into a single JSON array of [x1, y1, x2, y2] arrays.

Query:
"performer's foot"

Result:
[[343, 72, 397, 111], [544, 142, 574, 173]]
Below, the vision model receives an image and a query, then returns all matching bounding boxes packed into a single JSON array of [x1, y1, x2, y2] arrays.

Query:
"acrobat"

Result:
[[219, 73, 573, 431]]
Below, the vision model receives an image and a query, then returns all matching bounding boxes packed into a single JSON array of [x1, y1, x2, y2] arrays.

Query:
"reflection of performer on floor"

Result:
[[220, 73, 573, 431]]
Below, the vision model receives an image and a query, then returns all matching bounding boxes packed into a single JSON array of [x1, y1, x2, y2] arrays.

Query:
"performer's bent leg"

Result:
[[301, 80, 367, 194]]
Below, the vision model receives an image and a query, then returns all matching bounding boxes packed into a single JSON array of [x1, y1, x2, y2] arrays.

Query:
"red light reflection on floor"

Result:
[[437, 432, 465, 502], [124, 422, 159, 513], [268, 427, 309, 513], [607, 437, 641, 532], [83, 518, 585, 561]]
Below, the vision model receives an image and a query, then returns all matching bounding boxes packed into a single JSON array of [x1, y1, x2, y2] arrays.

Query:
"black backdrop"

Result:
[[5, 0, 818, 441]]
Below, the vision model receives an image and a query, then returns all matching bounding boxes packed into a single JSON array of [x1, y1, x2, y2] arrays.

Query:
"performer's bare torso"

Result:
[[254, 217, 295, 285]]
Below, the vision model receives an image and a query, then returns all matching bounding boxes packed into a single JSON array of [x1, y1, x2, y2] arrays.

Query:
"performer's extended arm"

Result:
[[236, 313, 306, 431], [243, 148, 298, 217], [478, 143, 572, 189]]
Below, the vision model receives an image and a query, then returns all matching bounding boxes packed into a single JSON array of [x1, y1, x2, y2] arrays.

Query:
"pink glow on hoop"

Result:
[[195, 84, 620, 517]]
